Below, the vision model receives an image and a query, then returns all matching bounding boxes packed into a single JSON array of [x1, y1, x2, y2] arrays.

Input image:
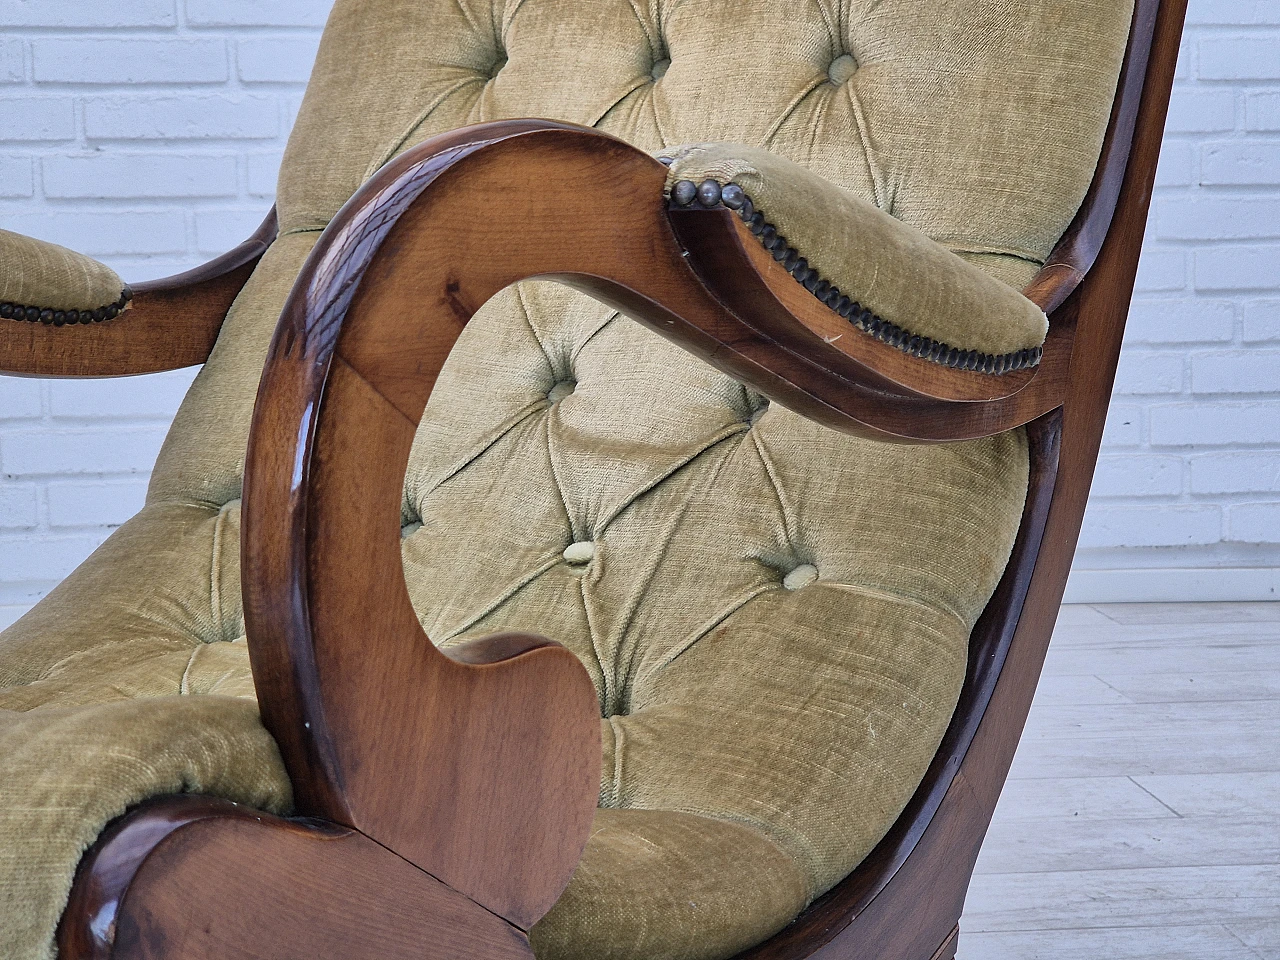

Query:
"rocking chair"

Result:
[[0, 0, 1186, 958]]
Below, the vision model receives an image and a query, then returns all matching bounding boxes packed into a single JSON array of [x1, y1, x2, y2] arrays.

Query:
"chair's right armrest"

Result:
[[0, 209, 276, 378]]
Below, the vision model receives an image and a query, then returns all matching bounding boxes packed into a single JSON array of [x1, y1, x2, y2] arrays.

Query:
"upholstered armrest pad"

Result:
[[0, 229, 131, 325], [660, 143, 1048, 362]]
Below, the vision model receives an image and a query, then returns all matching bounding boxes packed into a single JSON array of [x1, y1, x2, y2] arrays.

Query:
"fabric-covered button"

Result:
[[827, 53, 858, 85], [548, 379, 576, 403], [650, 58, 670, 81], [783, 564, 818, 590], [563, 541, 596, 565]]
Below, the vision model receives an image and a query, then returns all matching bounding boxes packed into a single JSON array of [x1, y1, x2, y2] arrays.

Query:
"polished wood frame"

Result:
[[6, 0, 1185, 956]]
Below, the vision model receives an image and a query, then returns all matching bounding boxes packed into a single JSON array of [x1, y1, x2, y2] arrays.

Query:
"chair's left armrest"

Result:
[[0, 209, 276, 378]]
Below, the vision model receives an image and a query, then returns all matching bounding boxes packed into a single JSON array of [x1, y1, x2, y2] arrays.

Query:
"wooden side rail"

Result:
[[0, 209, 276, 378]]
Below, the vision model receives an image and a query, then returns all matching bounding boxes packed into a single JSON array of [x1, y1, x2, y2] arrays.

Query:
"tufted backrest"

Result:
[[134, 0, 1133, 928], [278, 0, 1134, 287]]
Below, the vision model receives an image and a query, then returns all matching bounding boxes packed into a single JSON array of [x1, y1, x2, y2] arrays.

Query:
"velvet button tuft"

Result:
[[827, 53, 858, 85], [548, 379, 576, 403], [563, 541, 595, 565], [783, 564, 818, 590]]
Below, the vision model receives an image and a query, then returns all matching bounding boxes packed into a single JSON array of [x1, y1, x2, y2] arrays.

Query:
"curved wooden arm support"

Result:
[[237, 0, 1180, 934], [242, 108, 1134, 937], [0, 209, 276, 378]]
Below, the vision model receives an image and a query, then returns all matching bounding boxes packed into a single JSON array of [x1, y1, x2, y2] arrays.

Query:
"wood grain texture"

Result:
[[57, 796, 534, 960], [241, 121, 610, 932], [0, 210, 276, 378]]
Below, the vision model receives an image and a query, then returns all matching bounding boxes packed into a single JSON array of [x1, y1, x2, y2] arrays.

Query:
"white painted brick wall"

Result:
[[1, 0, 1278, 622], [1068, 0, 1280, 602], [0, 0, 325, 630]]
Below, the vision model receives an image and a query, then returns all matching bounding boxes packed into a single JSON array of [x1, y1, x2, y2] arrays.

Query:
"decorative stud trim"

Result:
[[668, 178, 1042, 375], [0, 286, 133, 328]]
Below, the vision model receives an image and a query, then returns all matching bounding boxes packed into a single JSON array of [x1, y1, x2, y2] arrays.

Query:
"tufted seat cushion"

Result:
[[0, 2, 1135, 960]]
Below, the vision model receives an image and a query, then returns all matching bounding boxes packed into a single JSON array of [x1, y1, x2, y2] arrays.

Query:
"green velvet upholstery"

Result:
[[0, 229, 127, 321], [0, 2, 1134, 959]]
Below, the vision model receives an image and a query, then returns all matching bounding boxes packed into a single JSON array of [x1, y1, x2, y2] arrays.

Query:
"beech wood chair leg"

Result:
[[57, 796, 533, 960]]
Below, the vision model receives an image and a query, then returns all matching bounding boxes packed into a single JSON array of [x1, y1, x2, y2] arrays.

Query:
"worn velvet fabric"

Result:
[[660, 144, 1049, 357], [0, 229, 124, 313], [0, 2, 1133, 960]]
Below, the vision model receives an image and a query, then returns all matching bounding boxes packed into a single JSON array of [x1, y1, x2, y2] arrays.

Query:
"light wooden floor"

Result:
[[960, 602, 1280, 960]]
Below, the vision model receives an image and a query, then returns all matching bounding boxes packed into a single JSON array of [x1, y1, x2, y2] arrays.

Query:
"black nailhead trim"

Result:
[[25, 307, 39, 321], [121, 285, 133, 302], [672, 180, 697, 206], [106, 304, 119, 319], [659, 156, 674, 166], [0, 304, 11, 319], [697, 179, 722, 207], [729, 186, 1043, 374], [40, 309, 54, 324]]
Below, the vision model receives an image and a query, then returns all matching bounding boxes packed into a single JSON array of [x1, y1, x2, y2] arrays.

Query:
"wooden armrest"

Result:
[[240, 117, 1084, 930], [0, 209, 276, 378], [667, 203, 1071, 440]]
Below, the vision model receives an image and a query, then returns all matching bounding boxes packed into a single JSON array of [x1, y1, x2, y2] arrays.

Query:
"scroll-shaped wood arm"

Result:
[[240, 117, 1095, 933], [0, 209, 276, 378]]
